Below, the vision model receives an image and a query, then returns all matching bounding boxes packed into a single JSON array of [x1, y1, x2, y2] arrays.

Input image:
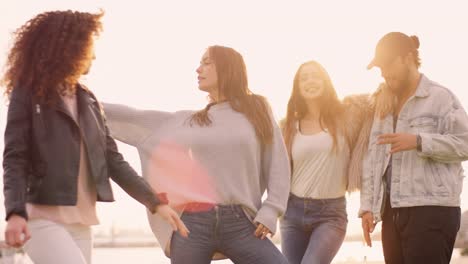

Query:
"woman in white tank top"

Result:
[[280, 60, 371, 264]]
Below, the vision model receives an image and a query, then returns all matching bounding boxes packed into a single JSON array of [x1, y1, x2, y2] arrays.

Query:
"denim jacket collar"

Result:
[[414, 74, 430, 98]]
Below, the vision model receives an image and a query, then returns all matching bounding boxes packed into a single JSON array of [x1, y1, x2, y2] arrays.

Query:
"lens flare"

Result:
[[146, 139, 218, 211]]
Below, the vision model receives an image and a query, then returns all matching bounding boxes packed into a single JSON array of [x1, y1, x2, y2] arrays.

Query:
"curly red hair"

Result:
[[1, 10, 103, 101]]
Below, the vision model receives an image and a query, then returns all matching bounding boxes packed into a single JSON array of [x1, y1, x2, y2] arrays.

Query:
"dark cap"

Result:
[[367, 32, 420, 69]]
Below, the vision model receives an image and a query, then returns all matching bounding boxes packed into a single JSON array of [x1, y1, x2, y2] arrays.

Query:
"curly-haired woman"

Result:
[[1, 10, 188, 264]]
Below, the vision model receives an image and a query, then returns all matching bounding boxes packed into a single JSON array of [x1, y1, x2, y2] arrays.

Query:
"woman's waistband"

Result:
[[289, 193, 346, 204], [180, 202, 245, 213]]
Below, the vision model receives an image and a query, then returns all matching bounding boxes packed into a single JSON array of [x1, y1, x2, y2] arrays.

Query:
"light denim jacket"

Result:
[[360, 74, 468, 222]]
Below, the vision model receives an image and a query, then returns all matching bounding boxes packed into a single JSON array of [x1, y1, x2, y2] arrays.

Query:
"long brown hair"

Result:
[[1, 10, 103, 101], [282, 61, 345, 157], [190, 46, 273, 146]]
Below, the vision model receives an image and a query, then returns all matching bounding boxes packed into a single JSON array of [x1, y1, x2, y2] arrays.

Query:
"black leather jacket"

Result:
[[3, 84, 160, 220]]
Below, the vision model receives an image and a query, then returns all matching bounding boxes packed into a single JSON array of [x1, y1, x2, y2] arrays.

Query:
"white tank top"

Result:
[[290, 124, 349, 199]]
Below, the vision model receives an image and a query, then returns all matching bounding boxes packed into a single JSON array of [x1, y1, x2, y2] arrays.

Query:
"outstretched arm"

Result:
[[102, 103, 172, 147]]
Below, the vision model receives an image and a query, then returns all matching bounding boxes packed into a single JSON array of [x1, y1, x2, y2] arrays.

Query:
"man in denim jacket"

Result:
[[360, 32, 468, 264]]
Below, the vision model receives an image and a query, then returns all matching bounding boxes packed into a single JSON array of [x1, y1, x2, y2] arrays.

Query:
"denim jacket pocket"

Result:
[[426, 163, 449, 196], [409, 116, 438, 133]]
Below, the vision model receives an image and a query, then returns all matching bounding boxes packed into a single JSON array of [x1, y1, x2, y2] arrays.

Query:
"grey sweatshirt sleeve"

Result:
[[101, 103, 172, 147], [253, 113, 291, 234]]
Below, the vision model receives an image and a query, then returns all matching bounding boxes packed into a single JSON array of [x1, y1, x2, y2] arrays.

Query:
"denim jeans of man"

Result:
[[170, 204, 288, 264], [381, 193, 461, 264], [280, 194, 347, 264]]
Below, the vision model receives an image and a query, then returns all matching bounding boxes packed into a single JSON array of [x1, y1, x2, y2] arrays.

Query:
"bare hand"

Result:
[[361, 212, 376, 247], [254, 223, 272, 240], [156, 205, 190, 237], [5, 215, 30, 248], [377, 133, 417, 154]]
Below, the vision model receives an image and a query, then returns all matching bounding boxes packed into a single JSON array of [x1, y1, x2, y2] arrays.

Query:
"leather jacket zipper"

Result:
[[35, 104, 46, 129]]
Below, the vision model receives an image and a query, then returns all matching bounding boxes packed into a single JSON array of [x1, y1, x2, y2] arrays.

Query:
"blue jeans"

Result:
[[280, 194, 347, 264], [170, 204, 288, 264]]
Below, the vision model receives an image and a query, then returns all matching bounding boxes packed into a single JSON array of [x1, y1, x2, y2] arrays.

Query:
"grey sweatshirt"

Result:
[[102, 102, 290, 255]]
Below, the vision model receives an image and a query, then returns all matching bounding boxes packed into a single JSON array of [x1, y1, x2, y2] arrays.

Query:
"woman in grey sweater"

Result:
[[102, 46, 290, 264]]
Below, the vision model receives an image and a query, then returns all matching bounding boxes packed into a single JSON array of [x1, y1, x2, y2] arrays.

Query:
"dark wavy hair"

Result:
[[190, 45, 273, 146], [1, 10, 103, 101]]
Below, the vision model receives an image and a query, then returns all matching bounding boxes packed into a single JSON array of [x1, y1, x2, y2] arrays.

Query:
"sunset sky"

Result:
[[1, 0, 468, 238]]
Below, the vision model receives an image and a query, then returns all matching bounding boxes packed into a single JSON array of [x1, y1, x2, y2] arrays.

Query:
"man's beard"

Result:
[[388, 68, 411, 98]]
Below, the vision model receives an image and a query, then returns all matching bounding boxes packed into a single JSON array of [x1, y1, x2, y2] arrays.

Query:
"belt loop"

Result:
[[233, 204, 241, 218]]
